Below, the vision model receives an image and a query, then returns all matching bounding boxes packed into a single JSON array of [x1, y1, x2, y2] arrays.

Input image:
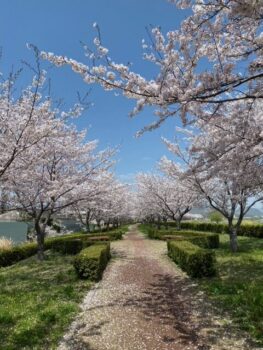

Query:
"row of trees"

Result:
[[161, 99, 263, 252], [135, 173, 201, 229], [135, 99, 263, 252], [72, 175, 131, 232], [0, 65, 132, 259], [6, 1, 262, 254]]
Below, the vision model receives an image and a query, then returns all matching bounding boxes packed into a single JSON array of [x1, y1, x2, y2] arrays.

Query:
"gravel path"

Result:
[[58, 225, 261, 350]]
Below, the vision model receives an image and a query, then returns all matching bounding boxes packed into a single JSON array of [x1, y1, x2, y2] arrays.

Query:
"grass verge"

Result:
[[199, 234, 263, 344], [0, 251, 93, 350]]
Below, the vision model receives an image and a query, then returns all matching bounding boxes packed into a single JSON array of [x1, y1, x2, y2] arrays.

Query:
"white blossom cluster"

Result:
[[41, 0, 263, 133]]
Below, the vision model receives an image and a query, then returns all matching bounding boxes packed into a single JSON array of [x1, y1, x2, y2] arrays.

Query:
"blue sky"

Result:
[[0, 0, 189, 182]]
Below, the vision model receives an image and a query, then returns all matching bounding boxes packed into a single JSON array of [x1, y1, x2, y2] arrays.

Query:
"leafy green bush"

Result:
[[162, 230, 219, 249], [142, 223, 219, 248], [73, 243, 110, 280], [0, 234, 90, 267], [238, 224, 263, 238], [144, 226, 161, 239], [69, 230, 124, 241], [87, 235, 109, 242], [179, 221, 226, 233], [0, 227, 124, 268], [51, 239, 83, 255], [0, 242, 38, 267], [109, 231, 124, 240], [167, 240, 216, 278], [169, 221, 263, 238]]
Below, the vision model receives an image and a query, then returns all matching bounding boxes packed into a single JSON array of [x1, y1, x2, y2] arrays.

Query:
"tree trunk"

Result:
[[35, 221, 45, 261], [85, 213, 91, 233], [176, 219, 181, 230], [113, 219, 118, 228], [163, 217, 168, 230], [229, 231, 238, 252], [106, 221, 110, 231], [157, 216, 161, 230], [229, 228, 238, 253]]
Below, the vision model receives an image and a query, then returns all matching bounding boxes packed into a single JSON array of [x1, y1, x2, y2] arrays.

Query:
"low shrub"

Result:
[[145, 226, 161, 239], [144, 224, 219, 249], [88, 235, 109, 242], [174, 221, 263, 238], [0, 242, 38, 267], [187, 234, 219, 249], [0, 228, 123, 268], [167, 240, 216, 278], [68, 230, 124, 241], [109, 231, 124, 240], [0, 234, 90, 267], [180, 221, 226, 234], [238, 224, 263, 238], [50, 239, 83, 255], [74, 243, 110, 281], [161, 230, 219, 249]]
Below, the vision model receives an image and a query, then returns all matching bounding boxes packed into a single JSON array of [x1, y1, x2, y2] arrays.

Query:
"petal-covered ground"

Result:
[[58, 225, 261, 350]]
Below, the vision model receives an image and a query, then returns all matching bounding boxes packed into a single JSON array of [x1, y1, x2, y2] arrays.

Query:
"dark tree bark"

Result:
[[35, 220, 45, 261]]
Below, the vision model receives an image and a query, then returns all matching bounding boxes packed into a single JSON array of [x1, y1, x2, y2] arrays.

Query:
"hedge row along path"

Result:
[[59, 225, 259, 350]]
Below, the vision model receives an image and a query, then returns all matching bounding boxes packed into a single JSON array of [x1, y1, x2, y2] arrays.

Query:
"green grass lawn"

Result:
[[0, 251, 93, 350], [199, 234, 263, 344]]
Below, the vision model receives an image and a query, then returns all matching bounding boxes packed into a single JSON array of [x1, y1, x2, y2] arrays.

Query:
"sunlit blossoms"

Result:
[[136, 173, 200, 229], [0, 70, 116, 259], [41, 0, 263, 133], [160, 100, 263, 252], [71, 174, 132, 232], [39, 0, 263, 254]]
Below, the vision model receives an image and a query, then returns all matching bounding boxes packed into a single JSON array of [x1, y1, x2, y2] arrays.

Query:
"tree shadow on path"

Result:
[[123, 272, 258, 350], [123, 272, 210, 349]]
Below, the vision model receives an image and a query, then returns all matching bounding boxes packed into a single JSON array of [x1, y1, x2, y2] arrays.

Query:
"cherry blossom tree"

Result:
[[86, 179, 130, 230], [99, 180, 130, 228], [134, 182, 162, 225], [4, 119, 114, 260], [0, 72, 51, 180], [41, 0, 263, 133], [71, 173, 121, 232], [160, 101, 263, 252], [136, 173, 200, 229]]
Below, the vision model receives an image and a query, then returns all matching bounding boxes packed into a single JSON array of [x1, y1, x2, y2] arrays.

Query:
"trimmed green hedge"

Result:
[[144, 225, 219, 249], [162, 230, 219, 249], [73, 243, 110, 280], [167, 240, 216, 278], [51, 239, 84, 255], [67, 230, 125, 241], [0, 242, 38, 267], [0, 228, 124, 268], [109, 230, 124, 240], [180, 221, 225, 234], [0, 238, 73, 267], [169, 221, 263, 238], [145, 226, 162, 240]]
